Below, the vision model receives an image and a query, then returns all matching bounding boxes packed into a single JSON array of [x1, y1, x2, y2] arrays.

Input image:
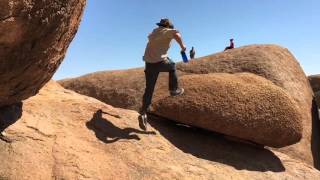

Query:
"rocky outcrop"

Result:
[[59, 69, 146, 110], [152, 73, 303, 148], [59, 68, 187, 110], [0, 0, 86, 107], [59, 44, 319, 168], [177, 45, 318, 168], [1, 81, 319, 179]]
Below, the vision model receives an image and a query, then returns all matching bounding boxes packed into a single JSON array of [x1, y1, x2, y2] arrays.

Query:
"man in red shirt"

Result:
[[224, 38, 234, 51]]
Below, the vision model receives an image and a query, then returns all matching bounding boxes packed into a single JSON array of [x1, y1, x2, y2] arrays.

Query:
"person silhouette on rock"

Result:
[[190, 47, 195, 59], [224, 39, 235, 51]]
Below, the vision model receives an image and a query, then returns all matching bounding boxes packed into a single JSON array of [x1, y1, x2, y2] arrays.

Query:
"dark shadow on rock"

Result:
[[86, 110, 156, 143], [0, 102, 23, 133], [147, 113, 285, 172], [311, 98, 320, 169], [0, 102, 23, 143]]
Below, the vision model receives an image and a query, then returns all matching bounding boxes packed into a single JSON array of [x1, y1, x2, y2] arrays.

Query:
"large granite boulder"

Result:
[[152, 73, 302, 148], [59, 68, 187, 110], [177, 45, 318, 168], [0, 0, 86, 107], [1, 82, 319, 179], [59, 45, 319, 168], [59, 68, 146, 110]]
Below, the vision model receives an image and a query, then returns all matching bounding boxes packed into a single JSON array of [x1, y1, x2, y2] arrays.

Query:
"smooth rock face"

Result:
[[1, 82, 319, 179], [0, 0, 86, 107], [152, 73, 303, 148], [59, 45, 319, 168]]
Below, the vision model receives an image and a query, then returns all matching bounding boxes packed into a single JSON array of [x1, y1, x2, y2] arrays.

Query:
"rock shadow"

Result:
[[148, 114, 285, 172], [311, 98, 320, 169], [0, 102, 23, 142], [86, 110, 155, 143], [0, 102, 23, 133]]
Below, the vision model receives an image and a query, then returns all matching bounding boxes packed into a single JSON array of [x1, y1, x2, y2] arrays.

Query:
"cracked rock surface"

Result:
[[0, 0, 86, 107], [0, 81, 320, 179]]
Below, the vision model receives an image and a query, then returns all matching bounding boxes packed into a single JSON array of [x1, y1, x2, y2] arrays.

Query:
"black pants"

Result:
[[224, 46, 233, 51], [141, 59, 178, 112]]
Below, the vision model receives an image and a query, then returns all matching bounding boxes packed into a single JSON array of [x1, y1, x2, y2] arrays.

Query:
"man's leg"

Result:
[[141, 65, 159, 114], [158, 59, 184, 96], [140, 64, 159, 131], [158, 59, 179, 91], [168, 67, 178, 92]]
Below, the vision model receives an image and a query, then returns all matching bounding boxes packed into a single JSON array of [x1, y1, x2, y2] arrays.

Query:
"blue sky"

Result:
[[54, 0, 320, 80]]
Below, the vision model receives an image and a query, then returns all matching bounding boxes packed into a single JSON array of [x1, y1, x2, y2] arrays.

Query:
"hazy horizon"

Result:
[[53, 0, 320, 80]]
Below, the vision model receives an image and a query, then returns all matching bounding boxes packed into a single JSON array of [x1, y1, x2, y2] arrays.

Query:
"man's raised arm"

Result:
[[174, 32, 187, 51]]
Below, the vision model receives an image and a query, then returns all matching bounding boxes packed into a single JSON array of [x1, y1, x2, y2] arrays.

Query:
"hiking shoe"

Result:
[[138, 114, 148, 131], [0, 132, 13, 143], [170, 88, 184, 96]]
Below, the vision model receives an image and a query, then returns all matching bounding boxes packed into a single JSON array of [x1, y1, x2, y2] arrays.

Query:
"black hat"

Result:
[[156, 18, 174, 29]]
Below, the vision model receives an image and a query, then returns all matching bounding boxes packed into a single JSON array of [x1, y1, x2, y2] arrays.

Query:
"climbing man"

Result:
[[224, 38, 235, 51], [139, 18, 186, 130], [190, 46, 195, 59]]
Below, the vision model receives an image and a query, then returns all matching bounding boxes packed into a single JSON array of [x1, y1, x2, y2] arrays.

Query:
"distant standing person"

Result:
[[224, 38, 235, 51], [139, 18, 187, 130], [190, 47, 195, 59]]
